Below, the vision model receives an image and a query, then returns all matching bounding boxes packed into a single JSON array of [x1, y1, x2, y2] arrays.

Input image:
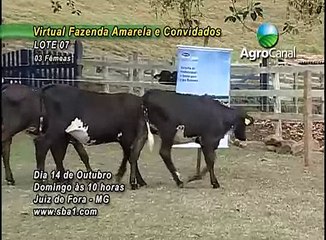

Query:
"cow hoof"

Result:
[[212, 183, 220, 189], [91, 178, 99, 183], [177, 181, 184, 188], [53, 177, 61, 183], [186, 175, 202, 183], [131, 184, 138, 190], [115, 175, 122, 183], [37, 179, 47, 184], [64, 179, 73, 184], [138, 181, 147, 188], [6, 179, 15, 185]]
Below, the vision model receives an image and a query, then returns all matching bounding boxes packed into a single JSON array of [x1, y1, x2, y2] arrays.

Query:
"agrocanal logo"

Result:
[[256, 22, 279, 48], [240, 22, 296, 61]]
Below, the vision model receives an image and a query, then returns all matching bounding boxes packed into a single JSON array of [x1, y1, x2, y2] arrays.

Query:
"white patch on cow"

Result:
[[149, 124, 157, 132], [116, 132, 123, 141], [175, 171, 182, 181], [65, 118, 91, 145], [25, 127, 38, 137], [146, 121, 154, 152], [26, 127, 37, 132], [174, 125, 198, 144], [245, 118, 251, 126], [85, 139, 96, 146], [39, 116, 44, 132]]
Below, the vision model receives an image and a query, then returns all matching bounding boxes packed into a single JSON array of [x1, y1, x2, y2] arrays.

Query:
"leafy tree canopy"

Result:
[[50, 0, 324, 34]]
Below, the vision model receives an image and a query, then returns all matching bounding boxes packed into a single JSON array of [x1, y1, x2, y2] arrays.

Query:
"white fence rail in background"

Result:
[[80, 55, 324, 167]]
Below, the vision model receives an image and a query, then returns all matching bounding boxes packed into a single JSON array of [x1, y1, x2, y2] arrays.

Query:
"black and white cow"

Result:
[[128, 89, 254, 189], [33, 84, 148, 189], [154, 70, 177, 85], [1, 84, 91, 185]]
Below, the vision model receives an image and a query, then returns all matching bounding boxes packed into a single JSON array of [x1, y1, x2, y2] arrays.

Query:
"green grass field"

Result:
[[2, 134, 324, 240], [2, 0, 324, 61]]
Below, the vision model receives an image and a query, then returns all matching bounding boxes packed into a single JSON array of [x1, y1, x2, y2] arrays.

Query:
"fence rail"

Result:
[[2, 43, 324, 167], [80, 53, 324, 167], [81, 58, 324, 74]]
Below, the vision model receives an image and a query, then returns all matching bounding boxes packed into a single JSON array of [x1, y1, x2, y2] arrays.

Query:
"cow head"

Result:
[[233, 111, 254, 141]]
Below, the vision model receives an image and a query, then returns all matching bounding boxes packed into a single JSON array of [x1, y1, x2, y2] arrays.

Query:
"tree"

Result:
[[51, 0, 81, 15], [150, 0, 204, 28], [224, 0, 324, 34], [50, 0, 324, 35], [150, 0, 209, 45], [150, 0, 324, 35]]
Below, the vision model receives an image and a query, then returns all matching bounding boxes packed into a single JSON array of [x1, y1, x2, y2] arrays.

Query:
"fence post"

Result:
[[303, 70, 312, 167], [260, 58, 269, 112], [203, 36, 209, 47], [293, 72, 299, 113], [131, 52, 139, 94], [102, 56, 110, 93], [272, 71, 282, 137], [74, 40, 83, 86], [128, 54, 134, 93], [320, 72, 324, 115], [171, 56, 176, 67]]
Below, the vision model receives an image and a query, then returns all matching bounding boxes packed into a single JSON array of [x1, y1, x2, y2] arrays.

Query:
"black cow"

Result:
[[1, 84, 91, 185], [154, 70, 177, 85], [128, 89, 254, 189], [33, 84, 147, 189]]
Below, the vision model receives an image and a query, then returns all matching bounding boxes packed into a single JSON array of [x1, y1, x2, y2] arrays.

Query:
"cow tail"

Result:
[[38, 89, 45, 134], [142, 105, 154, 152]]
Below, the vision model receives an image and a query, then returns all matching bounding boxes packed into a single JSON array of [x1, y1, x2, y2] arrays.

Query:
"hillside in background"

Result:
[[2, 0, 324, 61]]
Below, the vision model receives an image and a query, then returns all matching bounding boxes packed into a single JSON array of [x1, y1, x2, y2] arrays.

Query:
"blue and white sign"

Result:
[[173, 45, 232, 149]]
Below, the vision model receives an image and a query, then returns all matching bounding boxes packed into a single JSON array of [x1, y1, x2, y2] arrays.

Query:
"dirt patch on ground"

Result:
[[247, 120, 324, 148], [2, 134, 324, 240]]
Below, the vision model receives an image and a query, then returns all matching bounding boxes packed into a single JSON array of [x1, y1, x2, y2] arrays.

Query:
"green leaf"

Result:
[[254, 2, 261, 6], [250, 12, 257, 21], [255, 7, 263, 17], [243, 10, 249, 20], [224, 16, 231, 22], [224, 16, 236, 22], [282, 24, 288, 31]]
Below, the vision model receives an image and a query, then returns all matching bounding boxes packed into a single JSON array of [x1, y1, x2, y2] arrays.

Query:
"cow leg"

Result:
[[2, 138, 15, 185], [187, 167, 208, 183], [201, 141, 220, 189], [34, 129, 62, 180], [71, 140, 92, 172], [159, 139, 184, 188], [34, 135, 51, 175], [116, 144, 147, 187], [50, 138, 69, 182], [115, 155, 128, 183], [129, 125, 148, 190]]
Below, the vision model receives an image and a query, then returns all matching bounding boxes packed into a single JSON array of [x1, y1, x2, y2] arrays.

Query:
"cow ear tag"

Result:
[[245, 118, 252, 126]]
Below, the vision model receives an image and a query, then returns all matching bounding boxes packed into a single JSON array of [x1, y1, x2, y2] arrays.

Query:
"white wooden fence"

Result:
[[79, 55, 324, 166]]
